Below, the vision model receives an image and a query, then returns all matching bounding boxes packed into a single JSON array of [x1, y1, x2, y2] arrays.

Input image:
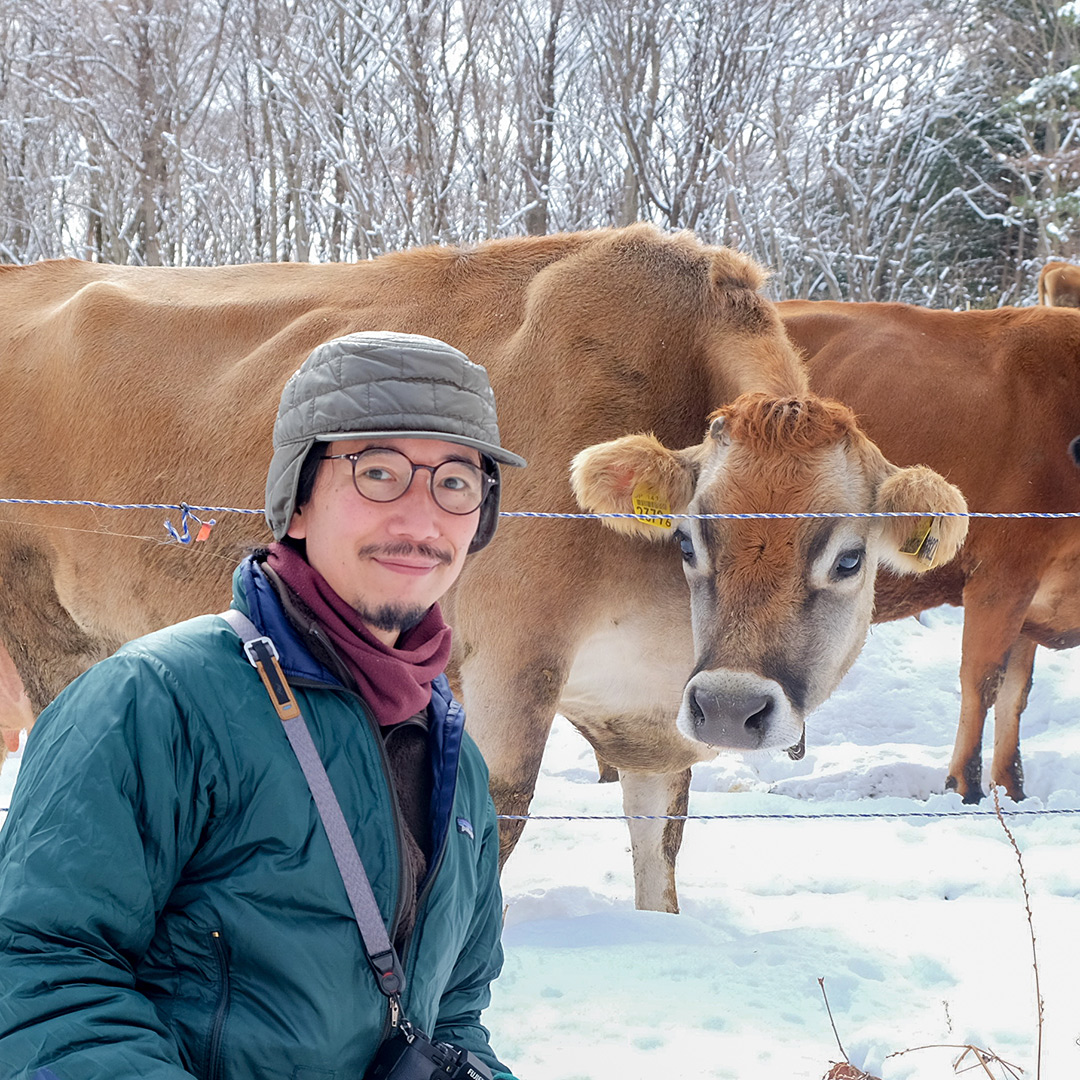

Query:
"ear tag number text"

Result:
[[631, 487, 673, 530]]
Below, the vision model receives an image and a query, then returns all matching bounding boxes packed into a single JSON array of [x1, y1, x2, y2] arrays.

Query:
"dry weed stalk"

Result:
[[991, 784, 1043, 1080], [886, 1042, 1024, 1078], [820, 801, 1044, 1080], [954, 1044, 1025, 1077], [817, 978, 883, 1080], [818, 977, 848, 1063], [884, 787, 1043, 1080]]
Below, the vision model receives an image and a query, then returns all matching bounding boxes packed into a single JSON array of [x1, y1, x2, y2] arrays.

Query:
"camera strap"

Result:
[[220, 608, 407, 1007]]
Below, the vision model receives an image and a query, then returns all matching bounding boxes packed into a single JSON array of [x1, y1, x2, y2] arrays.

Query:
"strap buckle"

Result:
[[242, 634, 279, 667], [242, 635, 301, 721], [370, 948, 406, 997]]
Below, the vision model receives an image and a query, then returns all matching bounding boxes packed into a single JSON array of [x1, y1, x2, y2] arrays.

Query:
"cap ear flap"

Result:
[[873, 463, 969, 574], [467, 458, 501, 554], [571, 432, 699, 540]]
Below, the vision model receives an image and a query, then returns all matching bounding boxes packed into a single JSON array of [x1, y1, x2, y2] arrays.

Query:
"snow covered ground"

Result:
[[2, 604, 1078, 1079], [487, 605, 1080, 1080]]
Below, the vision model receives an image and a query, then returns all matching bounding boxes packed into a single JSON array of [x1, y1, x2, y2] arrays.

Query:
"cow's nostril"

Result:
[[689, 692, 706, 729], [742, 697, 771, 735]]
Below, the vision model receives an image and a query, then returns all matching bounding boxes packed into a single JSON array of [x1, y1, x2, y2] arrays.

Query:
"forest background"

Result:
[[3, 0, 1080, 307]]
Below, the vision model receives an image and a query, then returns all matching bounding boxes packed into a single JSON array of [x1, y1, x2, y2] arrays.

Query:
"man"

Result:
[[0, 332, 525, 1080]]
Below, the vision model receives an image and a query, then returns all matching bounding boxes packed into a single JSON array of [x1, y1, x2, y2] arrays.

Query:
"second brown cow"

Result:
[[780, 299, 1080, 804]]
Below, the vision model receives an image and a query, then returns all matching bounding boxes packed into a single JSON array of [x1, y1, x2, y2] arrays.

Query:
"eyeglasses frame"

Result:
[[323, 447, 495, 516]]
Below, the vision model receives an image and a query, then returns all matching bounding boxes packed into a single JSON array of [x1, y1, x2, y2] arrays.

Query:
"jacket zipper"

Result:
[[207, 930, 231, 1080], [403, 696, 463, 974], [402, 820, 451, 985]]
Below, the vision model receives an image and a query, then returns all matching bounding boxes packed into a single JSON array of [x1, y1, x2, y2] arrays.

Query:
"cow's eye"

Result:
[[834, 548, 864, 578], [673, 529, 695, 563]]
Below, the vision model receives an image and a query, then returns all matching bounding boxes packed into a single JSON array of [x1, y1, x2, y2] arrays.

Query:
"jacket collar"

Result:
[[233, 555, 457, 712], [233, 554, 342, 685], [231, 554, 464, 862]]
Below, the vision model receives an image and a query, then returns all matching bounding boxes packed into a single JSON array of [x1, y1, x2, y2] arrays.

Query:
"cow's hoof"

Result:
[[945, 774, 985, 805]]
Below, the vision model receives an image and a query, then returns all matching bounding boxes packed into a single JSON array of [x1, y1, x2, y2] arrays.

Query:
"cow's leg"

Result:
[[989, 635, 1037, 801], [0, 539, 111, 761], [619, 768, 691, 913], [456, 639, 569, 869], [948, 578, 1035, 803]]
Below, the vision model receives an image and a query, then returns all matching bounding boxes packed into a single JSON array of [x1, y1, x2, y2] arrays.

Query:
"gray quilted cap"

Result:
[[266, 330, 526, 542]]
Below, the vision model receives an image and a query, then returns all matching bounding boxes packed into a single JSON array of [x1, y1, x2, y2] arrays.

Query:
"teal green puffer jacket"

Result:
[[0, 557, 514, 1080]]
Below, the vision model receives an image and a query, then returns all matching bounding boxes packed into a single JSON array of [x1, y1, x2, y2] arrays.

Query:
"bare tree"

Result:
[[0, 0, 1054, 308]]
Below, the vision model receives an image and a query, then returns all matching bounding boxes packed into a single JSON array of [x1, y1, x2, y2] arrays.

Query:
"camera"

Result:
[[366, 1019, 494, 1080]]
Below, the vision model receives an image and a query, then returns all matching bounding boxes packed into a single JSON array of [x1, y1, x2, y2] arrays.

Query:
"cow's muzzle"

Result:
[[677, 669, 803, 753]]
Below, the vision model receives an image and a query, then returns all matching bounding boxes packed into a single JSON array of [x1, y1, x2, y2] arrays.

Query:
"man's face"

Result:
[[286, 436, 482, 643]]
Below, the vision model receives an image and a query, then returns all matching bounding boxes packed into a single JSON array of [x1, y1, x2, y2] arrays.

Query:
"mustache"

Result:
[[357, 541, 453, 567]]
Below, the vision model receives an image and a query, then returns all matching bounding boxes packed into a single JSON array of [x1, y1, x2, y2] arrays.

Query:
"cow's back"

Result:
[[0, 237, 606, 647], [1039, 261, 1080, 307], [780, 300, 1080, 510]]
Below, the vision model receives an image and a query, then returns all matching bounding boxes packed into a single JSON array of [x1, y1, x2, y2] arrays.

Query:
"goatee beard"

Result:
[[355, 603, 430, 636]]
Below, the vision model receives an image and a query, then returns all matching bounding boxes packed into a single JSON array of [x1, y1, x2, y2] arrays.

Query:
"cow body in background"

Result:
[[779, 299, 1080, 803], [0, 229, 966, 913]]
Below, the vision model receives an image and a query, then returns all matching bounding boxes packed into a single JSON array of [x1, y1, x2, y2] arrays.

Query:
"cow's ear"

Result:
[[707, 413, 729, 445], [571, 432, 699, 540], [872, 463, 969, 574]]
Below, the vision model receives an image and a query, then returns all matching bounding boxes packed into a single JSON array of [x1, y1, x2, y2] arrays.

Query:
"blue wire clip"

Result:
[[164, 504, 216, 544]]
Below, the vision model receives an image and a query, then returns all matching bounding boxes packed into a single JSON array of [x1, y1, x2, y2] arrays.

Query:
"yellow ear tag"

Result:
[[899, 516, 939, 565], [631, 487, 673, 529]]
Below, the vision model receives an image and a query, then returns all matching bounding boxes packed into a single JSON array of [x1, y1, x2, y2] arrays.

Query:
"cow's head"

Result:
[[570, 394, 969, 757]]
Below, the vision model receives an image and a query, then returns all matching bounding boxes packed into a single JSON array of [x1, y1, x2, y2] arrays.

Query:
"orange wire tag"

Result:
[[195, 521, 214, 542], [899, 516, 939, 565], [631, 487, 673, 529]]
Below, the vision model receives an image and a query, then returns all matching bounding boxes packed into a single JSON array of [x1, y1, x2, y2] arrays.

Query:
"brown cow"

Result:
[[779, 299, 1080, 803], [0, 227, 967, 913], [1038, 260, 1080, 307]]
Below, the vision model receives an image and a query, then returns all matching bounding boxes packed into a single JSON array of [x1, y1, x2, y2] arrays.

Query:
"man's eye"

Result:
[[361, 467, 397, 483], [673, 529, 695, 563], [834, 549, 864, 578], [439, 475, 469, 491]]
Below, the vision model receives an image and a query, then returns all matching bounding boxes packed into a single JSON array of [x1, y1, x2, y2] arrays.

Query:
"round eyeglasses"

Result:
[[324, 447, 494, 515]]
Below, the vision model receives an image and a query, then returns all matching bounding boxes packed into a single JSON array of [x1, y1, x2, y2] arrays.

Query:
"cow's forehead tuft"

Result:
[[716, 394, 859, 455]]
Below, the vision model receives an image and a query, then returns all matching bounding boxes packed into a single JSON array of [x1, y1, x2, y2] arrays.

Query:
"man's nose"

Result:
[[388, 472, 443, 533]]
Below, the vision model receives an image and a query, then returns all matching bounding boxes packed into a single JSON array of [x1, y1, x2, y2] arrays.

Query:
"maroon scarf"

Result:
[[265, 543, 452, 727]]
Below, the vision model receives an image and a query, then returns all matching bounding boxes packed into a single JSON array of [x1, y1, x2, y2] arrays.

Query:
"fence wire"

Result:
[[3, 805, 1078, 821], [2, 497, 1079, 519], [496, 807, 1080, 821], [1, 495, 1077, 821], [0, 496, 1078, 550]]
